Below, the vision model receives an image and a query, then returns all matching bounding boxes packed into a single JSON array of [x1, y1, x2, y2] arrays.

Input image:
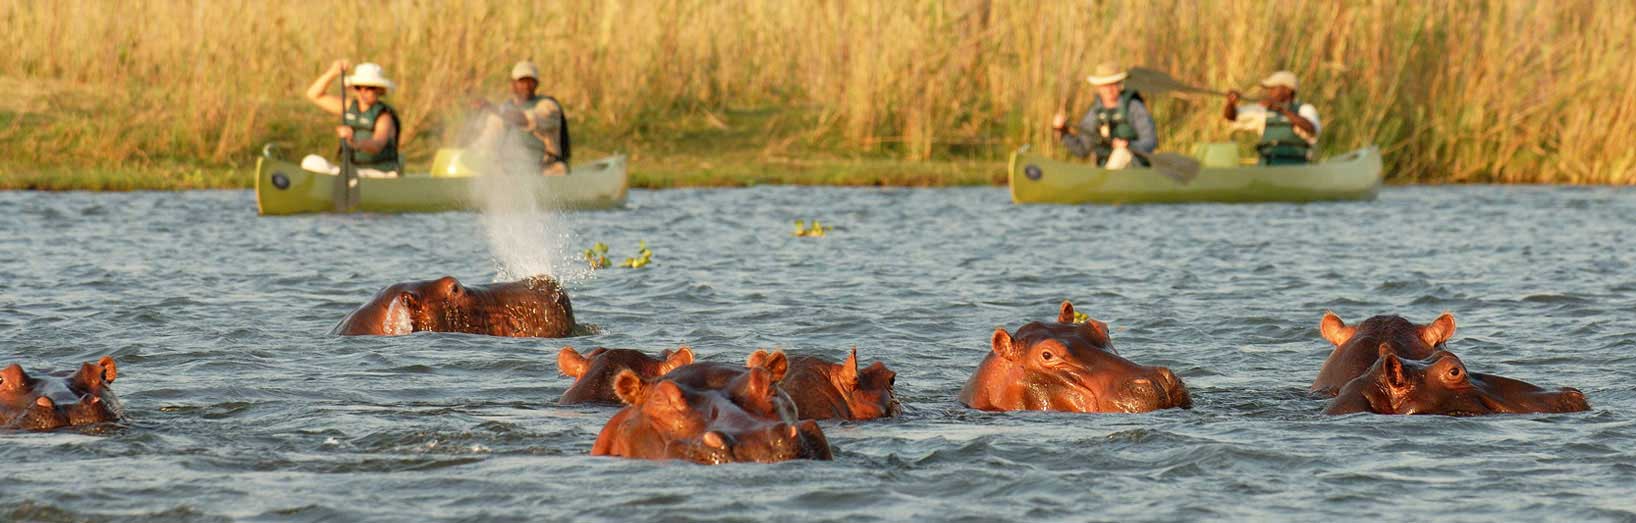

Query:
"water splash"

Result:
[[460, 112, 592, 285]]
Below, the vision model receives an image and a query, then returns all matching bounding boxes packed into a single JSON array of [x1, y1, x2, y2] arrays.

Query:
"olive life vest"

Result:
[[502, 95, 571, 166], [342, 100, 401, 171], [1256, 98, 1311, 163], [1091, 90, 1149, 167]]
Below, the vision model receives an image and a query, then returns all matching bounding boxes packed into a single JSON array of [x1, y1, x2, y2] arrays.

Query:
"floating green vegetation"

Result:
[[793, 220, 832, 238], [620, 240, 654, 269], [585, 241, 652, 269], [1071, 310, 1090, 324], [582, 242, 612, 269]]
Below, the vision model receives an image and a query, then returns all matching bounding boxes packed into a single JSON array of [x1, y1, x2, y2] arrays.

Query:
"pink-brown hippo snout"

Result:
[[1111, 366, 1193, 413]]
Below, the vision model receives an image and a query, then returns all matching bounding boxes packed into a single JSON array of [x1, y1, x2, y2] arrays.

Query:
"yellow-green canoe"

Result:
[[254, 146, 627, 215], [1008, 144, 1382, 204]]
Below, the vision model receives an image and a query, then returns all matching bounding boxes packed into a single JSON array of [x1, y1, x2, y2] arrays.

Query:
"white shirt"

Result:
[[1230, 103, 1321, 144]]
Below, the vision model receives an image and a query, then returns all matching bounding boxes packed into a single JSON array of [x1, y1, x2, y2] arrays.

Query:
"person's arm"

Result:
[[1295, 104, 1321, 142], [526, 99, 564, 159], [345, 112, 395, 154], [1277, 103, 1317, 136], [1125, 99, 1157, 155], [1223, 90, 1241, 122], [305, 60, 349, 116], [1059, 111, 1095, 159]]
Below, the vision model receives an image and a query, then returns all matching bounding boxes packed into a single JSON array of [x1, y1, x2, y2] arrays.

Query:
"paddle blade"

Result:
[[1127, 68, 1226, 97], [1149, 152, 1202, 184]]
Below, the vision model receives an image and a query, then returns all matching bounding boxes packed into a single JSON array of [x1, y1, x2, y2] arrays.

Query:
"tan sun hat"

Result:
[[345, 63, 395, 91], [510, 61, 540, 80], [1260, 70, 1298, 90], [1086, 62, 1128, 86]]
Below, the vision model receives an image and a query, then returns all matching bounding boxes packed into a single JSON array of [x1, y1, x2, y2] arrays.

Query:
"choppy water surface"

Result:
[[3, 186, 1635, 522]]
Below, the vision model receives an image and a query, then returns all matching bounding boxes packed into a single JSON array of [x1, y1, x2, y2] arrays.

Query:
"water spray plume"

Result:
[[462, 110, 590, 284]]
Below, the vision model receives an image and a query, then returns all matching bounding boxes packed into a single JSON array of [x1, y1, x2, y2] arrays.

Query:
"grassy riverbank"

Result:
[[2, 0, 1632, 188]]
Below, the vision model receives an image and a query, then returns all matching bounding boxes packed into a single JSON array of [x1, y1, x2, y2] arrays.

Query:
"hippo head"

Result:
[[961, 301, 1191, 413], [557, 346, 695, 405], [1320, 311, 1457, 352], [784, 348, 901, 420], [1312, 311, 1457, 395], [829, 348, 900, 419], [332, 275, 574, 337], [614, 357, 799, 426], [1, 357, 123, 431], [599, 368, 831, 464], [1329, 345, 1590, 416]]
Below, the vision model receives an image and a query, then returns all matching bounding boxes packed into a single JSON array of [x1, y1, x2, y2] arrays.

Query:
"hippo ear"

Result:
[[557, 346, 589, 378], [97, 356, 117, 384], [1419, 312, 1456, 347], [747, 350, 789, 383], [991, 328, 1020, 361], [1377, 344, 1409, 389], [659, 346, 695, 375], [1057, 301, 1076, 324], [1084, 319, 1111, 346], [613, 369, 648, 405], [1320, 311, 1355, 347], [837, 347, 861, 390]]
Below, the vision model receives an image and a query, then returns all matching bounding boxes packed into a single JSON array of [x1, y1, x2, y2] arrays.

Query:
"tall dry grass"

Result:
[[1, 0, 1631, 182]]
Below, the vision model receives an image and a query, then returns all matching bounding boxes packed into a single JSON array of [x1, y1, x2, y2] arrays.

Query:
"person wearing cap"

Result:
[[1051, 62, 1157, 169], [1223, 71, 1320, 165], [469, 61, 571, 176], [303, 60, 401, 176]]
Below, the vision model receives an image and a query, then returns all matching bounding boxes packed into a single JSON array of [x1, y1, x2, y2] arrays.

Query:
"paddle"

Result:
[[334, 72, 357, 213], [1126, 67, 1258, 101], [1129, 150, 1202, 184]]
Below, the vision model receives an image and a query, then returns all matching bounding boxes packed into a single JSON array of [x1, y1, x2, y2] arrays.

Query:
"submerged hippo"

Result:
[[781, 348, 900, 420], [591, 358, 832, 464], [1325, 345, 1590, 415], [557, 346, 695, 405], [1, 357, 123, 431], [332, 276, 574, 337], [1312, 312, 1455, 395], [959, 301, 1191, 413]]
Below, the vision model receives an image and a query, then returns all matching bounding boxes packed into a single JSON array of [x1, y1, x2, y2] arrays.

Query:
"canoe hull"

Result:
[[255, 152, 628, 215], [1008, 146, 1383, 204]]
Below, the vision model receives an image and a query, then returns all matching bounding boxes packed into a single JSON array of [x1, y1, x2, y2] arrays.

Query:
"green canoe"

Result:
[[1008, 143, 1382, 204], [254, 146, 628, 215]]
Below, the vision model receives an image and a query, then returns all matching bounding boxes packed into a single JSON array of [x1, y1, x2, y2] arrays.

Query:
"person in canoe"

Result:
[[302, 60, 401, 177], [468, 60, 571, 176], [1223, 70, 1320, 165], [1051, 62, 1157, 170]]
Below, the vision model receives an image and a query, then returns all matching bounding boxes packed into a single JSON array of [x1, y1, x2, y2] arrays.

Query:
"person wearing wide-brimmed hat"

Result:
[[468, 60, 571, 176], [304, 60, 401, 176], [1051, 62, 1157, 169], [1223, 70, 1320, 165]]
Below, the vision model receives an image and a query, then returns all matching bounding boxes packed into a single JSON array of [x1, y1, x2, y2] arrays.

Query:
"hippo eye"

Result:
[[1448, 367, 1461, 379], [1041, 351, 1054, 361]]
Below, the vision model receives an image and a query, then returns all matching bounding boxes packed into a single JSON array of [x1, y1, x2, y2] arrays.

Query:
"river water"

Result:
[[3, 186, 1634, 522]]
